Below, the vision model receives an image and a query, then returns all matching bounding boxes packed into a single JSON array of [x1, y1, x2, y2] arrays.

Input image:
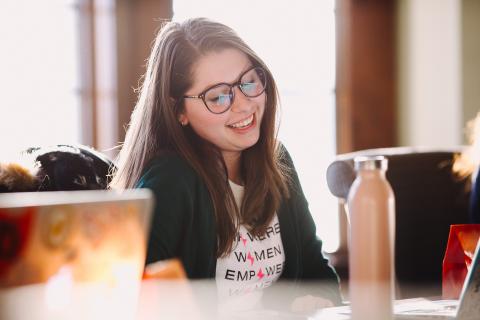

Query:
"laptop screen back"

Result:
[[456, 239, 480, 320], [0, 189, 153, 288]]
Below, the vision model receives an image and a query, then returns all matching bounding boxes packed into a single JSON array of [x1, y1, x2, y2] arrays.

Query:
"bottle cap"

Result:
[[354, 155, 388, 171]]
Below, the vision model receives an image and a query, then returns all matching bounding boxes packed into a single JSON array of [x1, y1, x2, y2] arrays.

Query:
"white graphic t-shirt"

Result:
[[215, 181, 285, 312]]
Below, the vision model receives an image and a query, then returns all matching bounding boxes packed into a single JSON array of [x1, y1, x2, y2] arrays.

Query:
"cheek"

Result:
[[256, 95, 267, 118], [192, 112, 225, 129], [185, 103, 218, 126], [186, 109, 227, 140]]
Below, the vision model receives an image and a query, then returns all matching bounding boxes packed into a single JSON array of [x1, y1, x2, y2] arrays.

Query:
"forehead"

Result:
[[189, 48, 252, 92]]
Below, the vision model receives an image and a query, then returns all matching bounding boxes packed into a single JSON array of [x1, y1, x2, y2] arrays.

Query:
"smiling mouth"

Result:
[[227, 114, 254, 129]]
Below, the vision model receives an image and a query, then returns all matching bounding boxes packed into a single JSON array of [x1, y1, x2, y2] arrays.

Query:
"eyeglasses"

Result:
[[183, 66, 267, 114]]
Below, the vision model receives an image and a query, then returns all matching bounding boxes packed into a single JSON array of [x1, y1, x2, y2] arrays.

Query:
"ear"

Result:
[[178, 113, 189, 126]]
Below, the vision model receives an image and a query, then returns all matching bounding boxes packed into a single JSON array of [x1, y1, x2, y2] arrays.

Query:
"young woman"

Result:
[[110, 17, 341, 311], [454, 112, 480, 223]]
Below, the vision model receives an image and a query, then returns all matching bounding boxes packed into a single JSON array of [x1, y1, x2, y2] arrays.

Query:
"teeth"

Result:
[[229, 115, 254, 128]]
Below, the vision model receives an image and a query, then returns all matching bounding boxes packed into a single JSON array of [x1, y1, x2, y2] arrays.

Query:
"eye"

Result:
[[209, 94, 231, 106], [205, 85, 231, 106], [240, 82, 258, 94]]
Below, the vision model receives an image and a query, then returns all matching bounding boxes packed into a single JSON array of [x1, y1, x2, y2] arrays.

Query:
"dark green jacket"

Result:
[[136, 149, 341, 304]]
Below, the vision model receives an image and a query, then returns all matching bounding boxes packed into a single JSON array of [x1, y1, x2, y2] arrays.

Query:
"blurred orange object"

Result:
[[143, 259, 187, 280], [442, 224, 480, 299]]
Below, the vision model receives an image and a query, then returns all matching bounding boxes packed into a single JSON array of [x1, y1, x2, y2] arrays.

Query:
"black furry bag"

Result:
[[0, 145, 115, 192]]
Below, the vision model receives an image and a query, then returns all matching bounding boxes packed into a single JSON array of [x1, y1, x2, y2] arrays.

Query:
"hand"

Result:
[[290, 295, 334, 314]]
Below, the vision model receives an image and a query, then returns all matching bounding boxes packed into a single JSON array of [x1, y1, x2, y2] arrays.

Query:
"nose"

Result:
[[230, 86, 255, 113]]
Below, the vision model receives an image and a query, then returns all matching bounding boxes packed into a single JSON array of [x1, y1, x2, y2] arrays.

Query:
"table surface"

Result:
[[0, 279, 459, 320]]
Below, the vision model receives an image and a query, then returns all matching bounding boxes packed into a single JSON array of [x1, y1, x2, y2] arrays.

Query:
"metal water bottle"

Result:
[[347, 156, 395, 320]]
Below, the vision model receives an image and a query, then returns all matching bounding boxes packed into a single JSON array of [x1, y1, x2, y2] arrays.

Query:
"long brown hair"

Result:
[[110, 17, 290, 257]]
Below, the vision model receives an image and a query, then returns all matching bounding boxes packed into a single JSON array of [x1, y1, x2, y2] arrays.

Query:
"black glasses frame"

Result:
[[182, 66, 267, 114]]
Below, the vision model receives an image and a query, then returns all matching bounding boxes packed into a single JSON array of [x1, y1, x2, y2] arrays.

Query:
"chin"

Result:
[[237, 136, 261, 151]]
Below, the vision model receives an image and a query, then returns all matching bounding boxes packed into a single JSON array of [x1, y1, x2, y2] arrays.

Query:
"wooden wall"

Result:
[[116, 0, 173, 142], [335, 0, 397, 153]]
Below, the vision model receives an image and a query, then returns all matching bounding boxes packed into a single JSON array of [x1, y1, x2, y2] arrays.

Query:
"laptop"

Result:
[[0, 189, 154, 319], [315, 239, 480, 320]]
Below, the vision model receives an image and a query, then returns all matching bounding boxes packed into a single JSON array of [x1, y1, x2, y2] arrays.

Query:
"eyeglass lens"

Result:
[[204, 67, 266, 113]]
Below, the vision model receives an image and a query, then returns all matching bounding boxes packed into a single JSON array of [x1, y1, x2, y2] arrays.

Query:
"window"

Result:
[[0, 0, 81, 161], [173, 1, 339, 251]]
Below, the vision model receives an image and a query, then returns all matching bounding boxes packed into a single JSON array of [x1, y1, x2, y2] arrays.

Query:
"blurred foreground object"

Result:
[[347, 156, 395, 320], [442, 224, 480, 299], [0, 189, 153, 320]]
